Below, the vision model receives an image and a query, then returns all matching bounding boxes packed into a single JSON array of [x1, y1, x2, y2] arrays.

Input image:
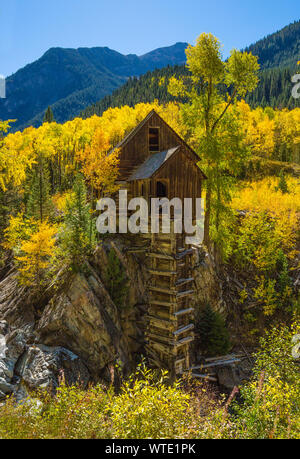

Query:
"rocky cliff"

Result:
[[0, 238, 224, 400]]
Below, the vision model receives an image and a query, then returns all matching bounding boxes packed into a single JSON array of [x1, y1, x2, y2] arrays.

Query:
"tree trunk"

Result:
[[203, 183, 211, 249]]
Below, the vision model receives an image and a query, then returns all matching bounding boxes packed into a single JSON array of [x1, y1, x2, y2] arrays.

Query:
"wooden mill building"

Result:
[[111, 109, 206, 377]]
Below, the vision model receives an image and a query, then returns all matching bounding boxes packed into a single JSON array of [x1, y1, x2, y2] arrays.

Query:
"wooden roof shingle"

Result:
[[127, 146, 180, 181]]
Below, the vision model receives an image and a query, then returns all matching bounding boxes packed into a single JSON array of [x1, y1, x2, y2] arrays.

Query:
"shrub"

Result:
[[108, 366, 190, 439], [232, 322, 300, 439]]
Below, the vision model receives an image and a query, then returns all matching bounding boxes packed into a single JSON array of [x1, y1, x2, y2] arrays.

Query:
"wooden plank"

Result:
[[148, 269, 177, 277], [176, 335, 194, 346], [147, 316, 176, 330], [148, 252, 174, 261], [150, 344, 175, 358], [147, 337, 175, 350], [191, 358, 241, 371], [149, 300, 176, 307], [149, 286, 176, 295], [147, 334, 174, 345], [174, 308, 194, 317], [204, 354, 240, 363], [176, 290, 194, 299], [174, 324, 194, 336], [176, 277, 194, 287]]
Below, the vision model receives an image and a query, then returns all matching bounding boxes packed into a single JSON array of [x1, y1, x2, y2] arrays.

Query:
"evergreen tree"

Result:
[[61, 174, 96, 266], [276, 170, 289, 194], [43, 106, 54, 123], [196, 304, 231, 356], [27, 154, 53, 222]]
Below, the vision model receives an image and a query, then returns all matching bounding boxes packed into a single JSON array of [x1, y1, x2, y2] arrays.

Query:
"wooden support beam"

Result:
[[174, 324, 194, 336], [176, 277, 194, 287], [149, 286, 176, 295], [147, 315, 176, 329], [150, 345, 176, 358], [147, 334, 174, 346], [176, 335, 194, 347], [191, 358, 241, 371], [148, 269, 177, 277], [149, 300, 176, 307], [176, 290, 194, 299], [148, 252, 174, 261], [174, 308, 194, 317]]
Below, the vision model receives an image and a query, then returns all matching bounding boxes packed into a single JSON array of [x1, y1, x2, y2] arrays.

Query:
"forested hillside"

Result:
[[81, 64, 300, 120], [0, 43, 188, 130], [245, 20, 300, 69], [82, 21, 300, 118]]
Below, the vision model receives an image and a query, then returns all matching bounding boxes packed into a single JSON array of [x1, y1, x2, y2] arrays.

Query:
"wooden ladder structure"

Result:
[[145, 222, 195, 377]]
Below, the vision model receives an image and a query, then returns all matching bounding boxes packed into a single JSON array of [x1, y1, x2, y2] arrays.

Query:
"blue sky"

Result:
[[0, 0, 299, 76]]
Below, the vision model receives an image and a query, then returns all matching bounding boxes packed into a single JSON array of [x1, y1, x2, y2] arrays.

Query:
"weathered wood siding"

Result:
[[118, 112, 196, 181], [153, 148, 202, 201]]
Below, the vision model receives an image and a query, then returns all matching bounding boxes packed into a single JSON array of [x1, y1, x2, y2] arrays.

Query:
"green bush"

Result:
[[232, 322, 300, 439]]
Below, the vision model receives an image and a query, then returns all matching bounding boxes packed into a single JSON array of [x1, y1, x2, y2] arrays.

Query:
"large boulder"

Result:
[[0, 330, 90, 400], [15, 345, 90, 393]]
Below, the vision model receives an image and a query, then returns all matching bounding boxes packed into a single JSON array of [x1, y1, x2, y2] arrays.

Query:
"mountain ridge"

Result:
[[0, 42, 188, 130], [1, 19, 299, 131]]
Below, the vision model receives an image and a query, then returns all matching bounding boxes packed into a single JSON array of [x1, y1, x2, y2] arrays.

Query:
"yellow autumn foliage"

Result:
[[16, 220, 57, 287], [232, 176, 300, 218], [52, 191, 75, 213], [3, 213, 37, 253]]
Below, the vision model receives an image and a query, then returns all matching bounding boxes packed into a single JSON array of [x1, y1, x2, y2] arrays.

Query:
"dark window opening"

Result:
[[156, 181, 167, 198], [140, 182, 146, 196], [149, 128, 159, 152]]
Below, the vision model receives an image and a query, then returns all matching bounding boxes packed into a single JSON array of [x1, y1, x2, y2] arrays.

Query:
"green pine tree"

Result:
[[61, 174, 96, 266], [43, 106, 54, 123], [27, 154, 53, 222], [196, 304, 231, 356], [276, 170, 289, 194]]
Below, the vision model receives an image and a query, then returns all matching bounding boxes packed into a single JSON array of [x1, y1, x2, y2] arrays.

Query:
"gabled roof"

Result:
[[112, 110, 156, 152], [109, 109, 207, 180], [128, 146, 180, 181], [111, 109, 200, 163]]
